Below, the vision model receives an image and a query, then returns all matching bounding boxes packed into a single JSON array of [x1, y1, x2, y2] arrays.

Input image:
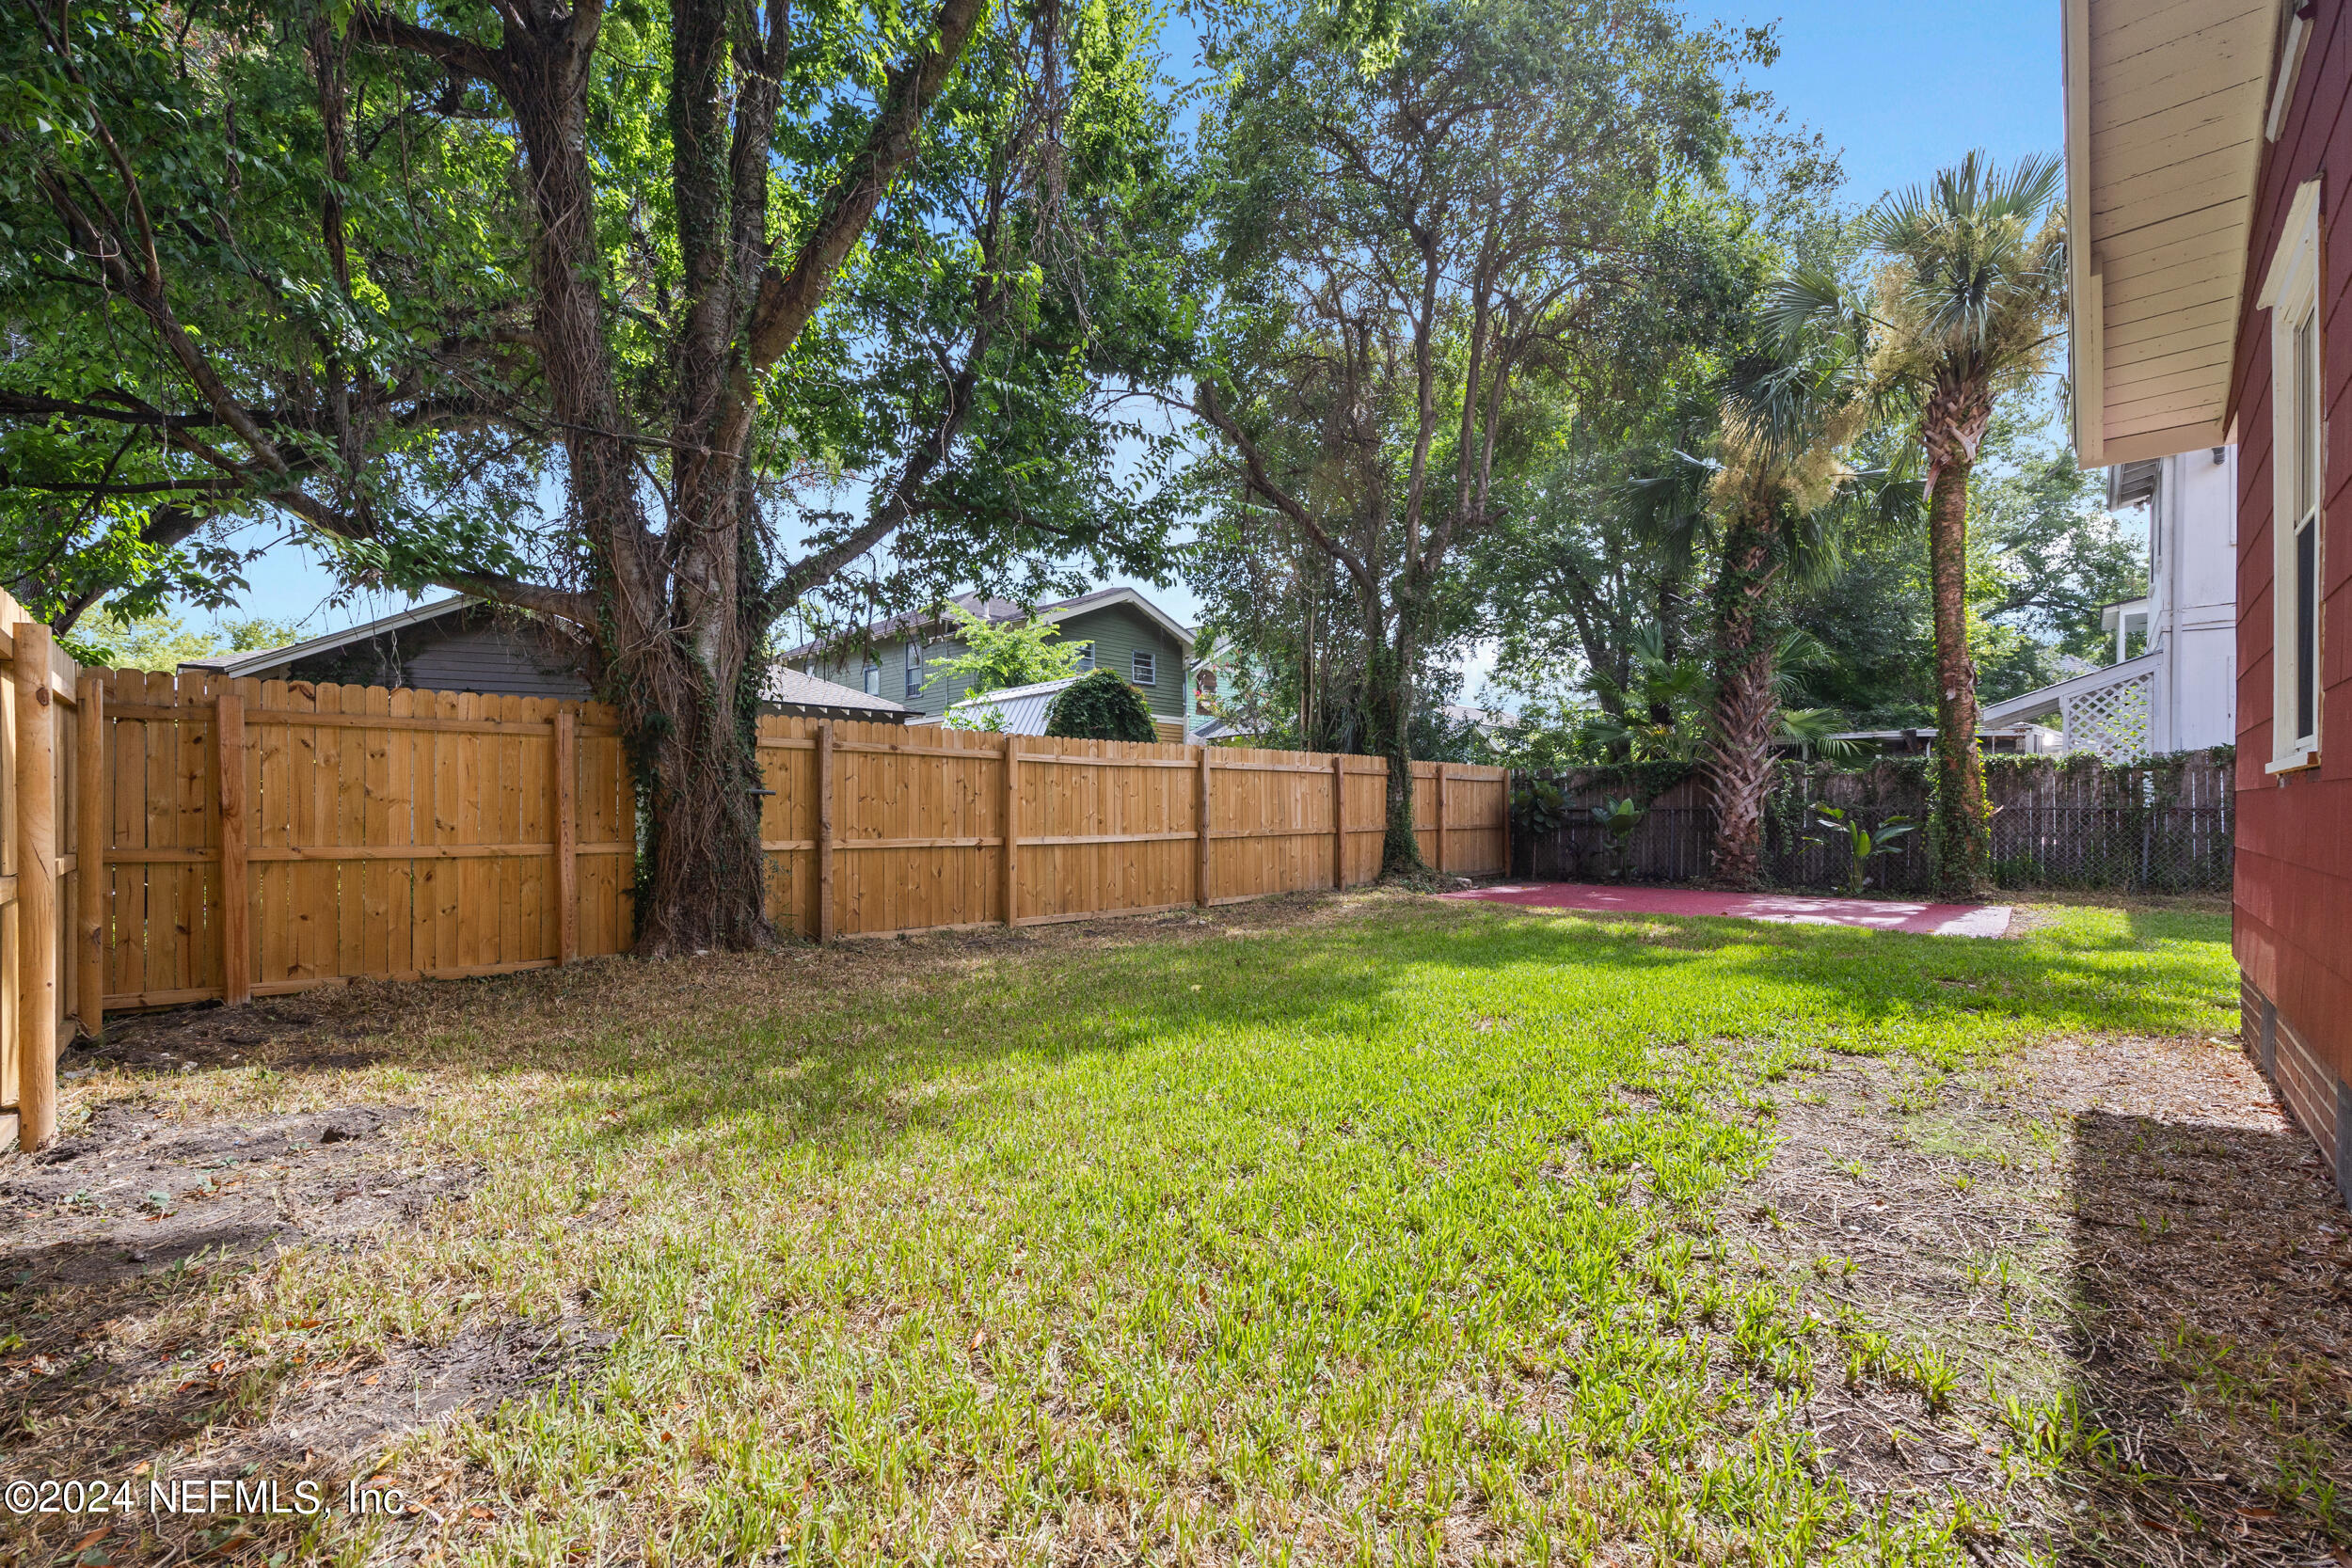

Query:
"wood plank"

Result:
[[815, 721, 834, 944], [1331, 753, 1345, 889], [287, 679, 327, 987], [1002, 735, 1020, 927], [555, 711, 579, 964], [1196, 747, 1213, 908], [493, 694, 524, 968], [359, 686, 394, 980], [103, 703, 561, 735], [101, 673, 135, 1002], [13, 624, 58, 1147], [430, 689, 461, 970], [331, 685, 366, 979], [215, 689, 250, 1006], [74, 674, 104, 1036], [1435, 763, 1448, 874]]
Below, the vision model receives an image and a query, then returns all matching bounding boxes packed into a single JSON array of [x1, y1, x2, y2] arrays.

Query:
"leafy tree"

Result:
[[1179, 0, 1756, 872], [1780, 151, 2067, 896], [923, 604, 1085, 701], [2, 0, 1185, 952], [64, 610, 297, 671], [1044, 668, 1156, 741], [1972, 430, 2146, 668]]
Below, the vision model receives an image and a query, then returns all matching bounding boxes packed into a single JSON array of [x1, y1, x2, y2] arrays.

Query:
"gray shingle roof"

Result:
[[762, 664, 912, 719]]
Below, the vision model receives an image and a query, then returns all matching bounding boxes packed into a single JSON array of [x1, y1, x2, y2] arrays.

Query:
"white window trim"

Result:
[[1130, 649, 1156, 686], [2258, 179, 2324, 773]]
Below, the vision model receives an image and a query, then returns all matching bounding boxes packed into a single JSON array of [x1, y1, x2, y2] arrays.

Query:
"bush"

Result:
[[1045, 669, 1160, 742]]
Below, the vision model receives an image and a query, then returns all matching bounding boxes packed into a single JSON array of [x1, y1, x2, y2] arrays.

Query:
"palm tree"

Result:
[[1687, 301, 1896, 888], [1833, 151, 2066, 896]]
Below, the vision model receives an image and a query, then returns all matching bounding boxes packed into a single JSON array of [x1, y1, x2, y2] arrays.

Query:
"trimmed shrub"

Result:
[[1045, 669, 1159, 742]]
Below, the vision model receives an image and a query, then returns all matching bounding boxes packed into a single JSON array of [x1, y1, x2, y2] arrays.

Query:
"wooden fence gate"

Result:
[[2, 641, 1508, 1150]]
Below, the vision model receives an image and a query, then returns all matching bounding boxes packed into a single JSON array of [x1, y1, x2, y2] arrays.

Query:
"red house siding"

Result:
[[2233, 0, 2352, 1175]]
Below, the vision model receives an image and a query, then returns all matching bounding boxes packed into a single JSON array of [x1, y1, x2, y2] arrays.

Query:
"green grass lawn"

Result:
[[16, 895, 2256, 1565]]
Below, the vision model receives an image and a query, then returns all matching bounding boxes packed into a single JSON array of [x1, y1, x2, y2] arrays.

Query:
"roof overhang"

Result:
[[2065, 0, 2284, 467], [1034, 587, 1196, 652], [1980, 648, 2164, 725], [178, 594, 476, 678]]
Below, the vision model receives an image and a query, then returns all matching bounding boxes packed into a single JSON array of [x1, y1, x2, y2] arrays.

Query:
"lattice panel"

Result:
[[2059, 670, 2153, 761]]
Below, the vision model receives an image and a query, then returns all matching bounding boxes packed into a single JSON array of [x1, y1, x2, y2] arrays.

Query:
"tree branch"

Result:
[[1190, 381, 1376, 597], [713, 0, 989, 467]]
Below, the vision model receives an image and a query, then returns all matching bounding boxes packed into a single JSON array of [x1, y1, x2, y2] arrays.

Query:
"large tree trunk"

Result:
[[1924, 451, 1991, 898], [629, 642, 771, 954], [1707, 508, 1779, 889], [507, 29, 774, 957], [1361, 628, 1425, 876]]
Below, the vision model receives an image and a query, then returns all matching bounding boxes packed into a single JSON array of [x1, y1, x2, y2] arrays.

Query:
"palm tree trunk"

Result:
[[1708, 511, 1779, 888], [1925, 452, 1991, 898]]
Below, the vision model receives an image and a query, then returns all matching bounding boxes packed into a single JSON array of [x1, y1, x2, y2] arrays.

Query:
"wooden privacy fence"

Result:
[[4, 659, 1507, 1148], [750, 718, 1508, 939], [92, 671, 639, 1019]]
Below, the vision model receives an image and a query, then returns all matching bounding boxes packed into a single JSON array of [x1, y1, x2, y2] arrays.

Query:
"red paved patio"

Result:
[[1439, 882, 2014, 938]]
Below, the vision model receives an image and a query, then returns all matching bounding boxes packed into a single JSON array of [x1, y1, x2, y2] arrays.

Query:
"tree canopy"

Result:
[[3, 0, 1192, 947]]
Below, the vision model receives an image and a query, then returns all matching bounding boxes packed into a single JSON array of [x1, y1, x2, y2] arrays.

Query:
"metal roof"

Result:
[[937, 675, 1084, 736]]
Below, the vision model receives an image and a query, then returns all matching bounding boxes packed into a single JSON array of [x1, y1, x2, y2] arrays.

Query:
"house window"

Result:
[[863, 661, 881, 697], [905, 640, 924, 698], [1131, 650, 1156, 686], [1074, 641, 1095, 671], [2260, 179, 2324, 768]]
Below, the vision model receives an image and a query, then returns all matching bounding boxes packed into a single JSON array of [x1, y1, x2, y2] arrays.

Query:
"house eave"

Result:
[[2063, 0, 2280, 467]]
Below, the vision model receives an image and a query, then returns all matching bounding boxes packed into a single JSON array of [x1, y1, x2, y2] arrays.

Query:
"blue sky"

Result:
[[190, 0, 2067, 664]]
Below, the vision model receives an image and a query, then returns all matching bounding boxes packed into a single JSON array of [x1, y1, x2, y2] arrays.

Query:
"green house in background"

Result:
[[793, 587, 1198, 722]]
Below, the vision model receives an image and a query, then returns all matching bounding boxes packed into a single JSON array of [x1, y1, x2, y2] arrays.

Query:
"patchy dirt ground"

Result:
[[0, 896, 1381, 1564], [1726, 1032, 2352, 1567]]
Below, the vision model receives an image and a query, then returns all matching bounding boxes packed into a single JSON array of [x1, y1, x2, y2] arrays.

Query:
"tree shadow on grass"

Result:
[[2057, 1102, 2352, 1564], [493, 898, 2235, 1167]]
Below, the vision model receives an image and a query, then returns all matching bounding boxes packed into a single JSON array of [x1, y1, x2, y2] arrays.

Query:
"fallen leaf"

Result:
[[2235, 1506, 2278, 1521], [72, 1527, 112, 1551]]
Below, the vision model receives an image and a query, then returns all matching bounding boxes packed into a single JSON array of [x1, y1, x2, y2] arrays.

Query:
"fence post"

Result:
[[1331, 753, 1346, 889], [1002, 734, 1021, 927], [1434, 763, 1448, 874], [554, 710, 579, 965], [815, 721, 834, 943], [13, 624, 57, 1148], [75, 673, 103, 1036], [215, 689, 250, 1006], [1196, 745, 1214, 908]]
